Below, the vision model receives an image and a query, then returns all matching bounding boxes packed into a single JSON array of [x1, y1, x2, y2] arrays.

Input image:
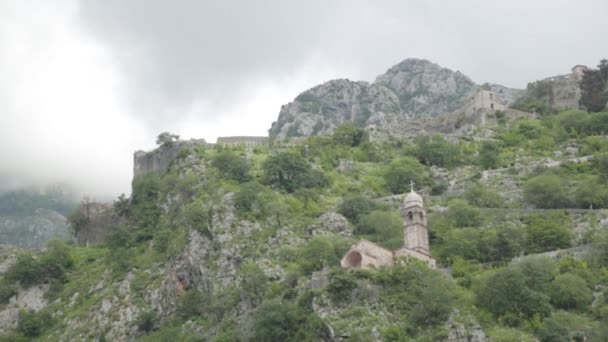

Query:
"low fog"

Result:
[[1, 0, 607, 199]]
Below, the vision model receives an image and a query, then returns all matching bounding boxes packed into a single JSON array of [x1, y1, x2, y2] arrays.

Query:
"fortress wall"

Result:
[[216, 136, 268, 145], [133, 139, 207, 178]]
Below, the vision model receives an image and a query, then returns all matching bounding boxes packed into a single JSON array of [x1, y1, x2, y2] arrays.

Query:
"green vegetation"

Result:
[[3, 109, 608, 341], [580, 59, 608, 112]]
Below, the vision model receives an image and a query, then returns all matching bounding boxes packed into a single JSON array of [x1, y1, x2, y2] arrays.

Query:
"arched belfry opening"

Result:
[[343, 251, 362, 268]]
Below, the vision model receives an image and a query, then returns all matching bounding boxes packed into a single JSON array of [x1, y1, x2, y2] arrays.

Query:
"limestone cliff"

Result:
[[270, 59, 489, 140]]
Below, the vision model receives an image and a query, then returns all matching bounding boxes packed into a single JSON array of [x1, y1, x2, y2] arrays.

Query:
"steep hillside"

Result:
[[1, 107, 608, 341]]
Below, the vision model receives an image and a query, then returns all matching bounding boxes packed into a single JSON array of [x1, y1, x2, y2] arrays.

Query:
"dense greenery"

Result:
[[3, 107, 608, 341], [580, 59, 608, 112]]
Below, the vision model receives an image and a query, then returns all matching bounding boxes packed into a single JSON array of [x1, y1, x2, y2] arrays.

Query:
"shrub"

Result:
[[327, 269, 358, 303], [525, 215, 572, 253], [211, 151, 251, 182], [446, 200, 482, 228], [234, 181, 268, 217], [515, 256, 556, 293], [523, 174, 570, 208], [414, 135, 462, 168], [476, 267, 551, 323], [135, 310, 156, 332], [549, 273, 593, 310], [478, 141, 501, 169], [5, 241, 73, 288], [298, 238, 340, 275], [355, 210, 403, 248], [130, 173, 161, 228], [0, 281, 17, 304], [239, 263, 268, 306], [338, 196, 382, 225], [251, 300, 300, 341], [332, 124, 366, 147], [383, 157, 427, 194], [376, 263, 456, 327], [262, 152, 328, 192], [464, 183, 504, 208], [176, 291, 209, 321], [182, 200, 211, 236], [17, 310, 54, 338]]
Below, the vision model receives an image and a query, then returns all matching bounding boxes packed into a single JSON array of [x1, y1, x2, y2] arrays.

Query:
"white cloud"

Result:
[[0, 0, 150, 199]]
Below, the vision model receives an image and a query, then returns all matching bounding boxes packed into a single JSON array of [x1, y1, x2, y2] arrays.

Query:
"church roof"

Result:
[[404, 190, 423, 207]]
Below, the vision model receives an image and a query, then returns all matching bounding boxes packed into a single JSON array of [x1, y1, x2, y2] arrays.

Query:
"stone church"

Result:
[[341, 188, 436, 269]]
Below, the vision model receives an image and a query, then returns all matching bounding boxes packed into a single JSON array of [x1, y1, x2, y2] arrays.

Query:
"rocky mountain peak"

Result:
[[269, 57, 481, 140], [375, 58, 477, 118]]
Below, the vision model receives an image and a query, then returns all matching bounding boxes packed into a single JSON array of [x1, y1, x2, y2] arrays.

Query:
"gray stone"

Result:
[[133, 138, 207, 178]]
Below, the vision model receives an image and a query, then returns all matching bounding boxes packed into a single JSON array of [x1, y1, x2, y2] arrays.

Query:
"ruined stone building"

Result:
[[472, 89, 506, 113], [216, 136, 268, 146], [341, 188, 436, 270]]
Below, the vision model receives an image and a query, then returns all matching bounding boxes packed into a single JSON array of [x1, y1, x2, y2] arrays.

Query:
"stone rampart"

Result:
[[133, 139, 207, 178]]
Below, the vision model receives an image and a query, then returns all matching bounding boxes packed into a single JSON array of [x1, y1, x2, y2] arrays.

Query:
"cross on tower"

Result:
[[410, 180, 415, 192]]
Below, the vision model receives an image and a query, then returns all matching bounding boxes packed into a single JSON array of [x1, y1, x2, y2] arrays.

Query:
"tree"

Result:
[[464, 183, 504, 208], [383, 157, 427, 194], [338, 196, 382, 225], [580, 59, 608, 112], [415, 135, 461, 168], [446, 200, 482, 228], [155, 132, 180, 146], [525, 215, 572, 253], [478, 141, 501, 170], [262, 152, 328, 192], [376, 263, 456, 327], [239, 263, 268, 306], [299, 237, 340, 274], [252, 300, 300, 342], [476, 268, 551, 322], [549, 273, 593, 310], [17, 310, 54, 337], [332, 124, 366, 147], [355, 210, 403, 248], [211, 151, 251, 182], [523, 174, 570, 208]]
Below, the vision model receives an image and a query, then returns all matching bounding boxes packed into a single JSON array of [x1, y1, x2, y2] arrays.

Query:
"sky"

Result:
[[1, 0, 607, 199]]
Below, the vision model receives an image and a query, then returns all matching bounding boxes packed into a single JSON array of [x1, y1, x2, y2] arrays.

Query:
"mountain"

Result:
[[0, 188, 76, 248], [271, 58, 493, 140], [1, 59, 607, 341], [270, 58, 590, 141]]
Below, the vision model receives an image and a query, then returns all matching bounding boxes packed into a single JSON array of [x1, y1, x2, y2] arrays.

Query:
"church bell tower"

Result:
[[401, 183, 430, 255]]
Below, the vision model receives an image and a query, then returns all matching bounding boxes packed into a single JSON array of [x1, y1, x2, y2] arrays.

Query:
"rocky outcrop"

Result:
[[375, 58, 476, 118], [512, 65, 586, 112], [133, 139, 207, 178], [270, 59, 491, 140], [0, 209, 70, 248], [0, 285, 49, 334], [269, 79, 402, 139]]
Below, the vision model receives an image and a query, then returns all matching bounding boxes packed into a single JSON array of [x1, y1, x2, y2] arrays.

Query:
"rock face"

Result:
[[0, 209, 70, 248], [375, 58, 476, 118], [133, 139, 207, 178], [269, 59, 483, 140], [513, 65, 586, 112], [75, 202, 124, 245], [269, 79, 402, 139]]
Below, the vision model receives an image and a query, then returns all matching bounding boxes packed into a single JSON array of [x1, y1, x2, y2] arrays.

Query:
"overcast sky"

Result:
[[1, 0, 607, 199]]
